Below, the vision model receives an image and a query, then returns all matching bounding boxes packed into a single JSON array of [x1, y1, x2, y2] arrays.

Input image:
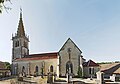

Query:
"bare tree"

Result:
[[0, 0, 12, 13]]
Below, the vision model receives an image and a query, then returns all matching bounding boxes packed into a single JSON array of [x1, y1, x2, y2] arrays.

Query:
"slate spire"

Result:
[[17, 8, 25, 37]]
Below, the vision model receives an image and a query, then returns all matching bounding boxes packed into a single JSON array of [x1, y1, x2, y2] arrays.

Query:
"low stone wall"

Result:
[[24, 76, 47, 84]]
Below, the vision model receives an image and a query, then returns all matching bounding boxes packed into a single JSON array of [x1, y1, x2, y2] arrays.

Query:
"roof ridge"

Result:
[[29, 52, 58, 55], [83, 59, 99, 67], [59, 38, 82, 53]]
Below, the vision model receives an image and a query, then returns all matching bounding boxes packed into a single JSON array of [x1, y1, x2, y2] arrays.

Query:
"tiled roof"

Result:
[[83, 60, 99, 67], [100, 63, 119, 71], [16, 52, 58, 61], [26, 52, 58, 58], [113, 68, 120, 74], [0, 61, 5, 69], [100, 63, 120, 75]]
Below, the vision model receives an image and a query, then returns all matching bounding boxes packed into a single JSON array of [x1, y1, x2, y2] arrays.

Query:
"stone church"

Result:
[[11, 11, 99, 78]]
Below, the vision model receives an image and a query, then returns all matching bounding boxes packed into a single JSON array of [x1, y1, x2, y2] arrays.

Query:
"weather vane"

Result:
[[20, 7, 22, 18], [20, 7, 22, 13]]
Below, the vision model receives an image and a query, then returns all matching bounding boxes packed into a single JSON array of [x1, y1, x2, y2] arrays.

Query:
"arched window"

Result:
[[15, 41, 19, 47], [22, 66, 25, 72], [15, 41, 17, 47], [22, 66, 26, 77], [50, 65, 53, 72], [17, 41, 19, 46], [35, 66, 38, 72]]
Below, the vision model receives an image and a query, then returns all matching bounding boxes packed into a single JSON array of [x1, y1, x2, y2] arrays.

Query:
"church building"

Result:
[[11, 11, 99, 78]]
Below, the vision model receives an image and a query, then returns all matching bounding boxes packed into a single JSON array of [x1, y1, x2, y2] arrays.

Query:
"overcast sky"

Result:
[[0, 0, 120, 63]]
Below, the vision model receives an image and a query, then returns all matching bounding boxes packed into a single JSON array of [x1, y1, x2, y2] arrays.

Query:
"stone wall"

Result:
[[13, 58, 58, 76], [59, 38, 82, 76]]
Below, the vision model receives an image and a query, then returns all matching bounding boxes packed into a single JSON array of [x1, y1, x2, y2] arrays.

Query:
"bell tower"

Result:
[[12, 9, 29, 61]]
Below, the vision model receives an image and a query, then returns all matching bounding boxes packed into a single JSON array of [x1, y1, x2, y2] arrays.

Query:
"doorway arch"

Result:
[[66, 61, 73, 74]]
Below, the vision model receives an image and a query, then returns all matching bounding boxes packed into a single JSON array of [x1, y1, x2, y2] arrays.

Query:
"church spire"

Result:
[[17, 8, 25, 37]]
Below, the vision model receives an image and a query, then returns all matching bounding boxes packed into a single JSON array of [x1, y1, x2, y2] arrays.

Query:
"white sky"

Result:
[[0, 0, 120, 63]]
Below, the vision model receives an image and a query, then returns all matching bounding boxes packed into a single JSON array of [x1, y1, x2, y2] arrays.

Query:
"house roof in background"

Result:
[[100, 63, 120, 75], [0, 61, 5, 69], [83, 60, 99, 67], [113, 68, 120, 74]]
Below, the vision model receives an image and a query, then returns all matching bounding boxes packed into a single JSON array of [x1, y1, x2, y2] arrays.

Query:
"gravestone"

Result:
[[47, 72, 54, 84]]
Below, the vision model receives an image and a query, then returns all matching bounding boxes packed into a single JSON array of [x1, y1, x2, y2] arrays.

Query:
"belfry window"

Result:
[[18, 41, 19, 46], [15, 41, 19, 47], [24, 41, 28, 48], [15, 42, 17, 47]]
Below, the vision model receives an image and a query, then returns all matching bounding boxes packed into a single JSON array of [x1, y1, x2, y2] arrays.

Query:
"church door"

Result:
[[66, 61, 73, 74]]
